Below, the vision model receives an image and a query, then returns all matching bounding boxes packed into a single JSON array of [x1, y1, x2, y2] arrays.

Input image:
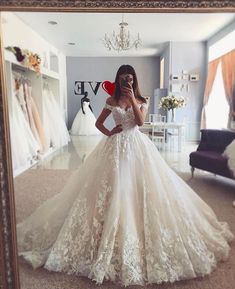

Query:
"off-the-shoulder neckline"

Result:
[[106, 102, 144, 111]]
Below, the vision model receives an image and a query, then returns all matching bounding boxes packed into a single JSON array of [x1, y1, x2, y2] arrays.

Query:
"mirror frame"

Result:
[[0, 1, 234, 289]]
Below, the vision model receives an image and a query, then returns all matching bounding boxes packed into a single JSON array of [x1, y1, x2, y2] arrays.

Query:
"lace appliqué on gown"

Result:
[[223, 140, 235, 177], [17, 101, 234, 286]]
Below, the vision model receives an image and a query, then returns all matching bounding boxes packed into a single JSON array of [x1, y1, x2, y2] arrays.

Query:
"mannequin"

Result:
[[70, 92, 101, 136], [81, 92, 93, 114]]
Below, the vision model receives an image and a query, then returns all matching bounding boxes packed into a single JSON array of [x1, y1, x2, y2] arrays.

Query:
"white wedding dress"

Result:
[[10, 88, 40, 172], [17, 102, 233, 286], [70, 101, 101, 135], [42, 88, 70, 149]]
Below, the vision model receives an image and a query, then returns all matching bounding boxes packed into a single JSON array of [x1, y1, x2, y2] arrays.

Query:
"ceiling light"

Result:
[[48, 21, 57, 25], [103, 14, 141, 52]]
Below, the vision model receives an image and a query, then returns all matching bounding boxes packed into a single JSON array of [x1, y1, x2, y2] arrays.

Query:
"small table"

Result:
[[142, 122, 185, 152]]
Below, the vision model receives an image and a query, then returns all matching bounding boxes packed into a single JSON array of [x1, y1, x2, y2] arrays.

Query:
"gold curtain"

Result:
[[221, 49, 235, 127], [200, 57, 220, 129]]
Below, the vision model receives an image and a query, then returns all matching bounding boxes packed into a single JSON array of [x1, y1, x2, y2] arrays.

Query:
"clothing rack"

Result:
[[12, 63, 26, 72], [12, 70, 31, 85]]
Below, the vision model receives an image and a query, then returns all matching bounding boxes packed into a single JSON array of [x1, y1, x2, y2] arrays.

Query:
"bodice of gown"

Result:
[[83, 101, 90, 109], [104, 102, 148, 131]]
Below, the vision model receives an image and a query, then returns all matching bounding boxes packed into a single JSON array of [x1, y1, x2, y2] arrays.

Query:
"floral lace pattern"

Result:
[[104, 103, 138, 131], [223, 139, 235, 177], [17, 103, 234, 286]]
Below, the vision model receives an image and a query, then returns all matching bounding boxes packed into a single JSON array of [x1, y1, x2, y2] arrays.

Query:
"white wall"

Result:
[[160, 41, 207, 141], [66, 57, 160, 129]]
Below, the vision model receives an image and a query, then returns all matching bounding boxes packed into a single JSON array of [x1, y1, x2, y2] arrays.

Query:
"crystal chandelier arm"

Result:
[[103, 15, 142, 52]]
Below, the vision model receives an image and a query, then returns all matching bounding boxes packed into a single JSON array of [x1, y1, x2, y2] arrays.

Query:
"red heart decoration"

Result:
[[102, 81, 115, 97]]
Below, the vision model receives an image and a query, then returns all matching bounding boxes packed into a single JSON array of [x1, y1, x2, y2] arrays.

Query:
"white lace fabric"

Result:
[[17, 103, 234, 286], [223, 139, 235, 177]]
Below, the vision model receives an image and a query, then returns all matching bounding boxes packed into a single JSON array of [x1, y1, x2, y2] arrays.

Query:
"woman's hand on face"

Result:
[[109, 124, 123, 136]]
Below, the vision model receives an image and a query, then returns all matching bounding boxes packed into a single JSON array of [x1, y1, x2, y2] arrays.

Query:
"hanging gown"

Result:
[[42, 88, 70, 149], [24, 84, 49, 153], [70, 101, 101, 136], [17, 83, 30, 124], [10, 88, 40, 172], [17, 102, 233, 286], [9, 94, 32, 172]]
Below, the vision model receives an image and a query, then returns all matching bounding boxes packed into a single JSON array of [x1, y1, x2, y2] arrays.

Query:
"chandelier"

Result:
[[103, 15, 142, 52]]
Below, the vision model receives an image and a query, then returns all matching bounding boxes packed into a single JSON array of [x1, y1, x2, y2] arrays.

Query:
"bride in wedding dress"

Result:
[[17, 64, 233, 286]]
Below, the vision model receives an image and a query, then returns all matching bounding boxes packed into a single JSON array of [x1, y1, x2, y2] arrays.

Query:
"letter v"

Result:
[[88, 81, 102, 95]]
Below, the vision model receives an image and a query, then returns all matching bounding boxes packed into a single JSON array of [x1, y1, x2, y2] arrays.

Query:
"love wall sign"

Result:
[[74, 80, 115, 97]]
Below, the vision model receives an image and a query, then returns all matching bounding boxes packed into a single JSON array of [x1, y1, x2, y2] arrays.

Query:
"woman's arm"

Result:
[[95, 106, 122, 136]]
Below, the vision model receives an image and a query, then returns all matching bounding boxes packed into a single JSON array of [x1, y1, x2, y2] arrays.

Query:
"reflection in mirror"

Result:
[[1, 11, 235, 288]]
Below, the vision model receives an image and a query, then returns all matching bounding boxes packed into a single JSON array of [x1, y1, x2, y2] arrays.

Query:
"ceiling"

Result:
[[14, 12, 235, 57]]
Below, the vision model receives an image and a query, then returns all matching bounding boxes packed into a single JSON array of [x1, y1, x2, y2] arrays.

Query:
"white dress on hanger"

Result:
[[23, 83, 49, 153], [70, 101, 101, 136], [17, 102, 233, 286], [24, 83, 43, 151], [10, 88, 40, 171], [9, 100, 31, 171], [17, 83, 30, 124], [42, 88, 70, 148]]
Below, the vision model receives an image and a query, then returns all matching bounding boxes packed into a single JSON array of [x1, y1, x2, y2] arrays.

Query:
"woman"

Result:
[[17, 64, 233, 286]]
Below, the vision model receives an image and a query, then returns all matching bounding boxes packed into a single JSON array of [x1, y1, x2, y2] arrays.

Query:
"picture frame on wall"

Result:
[[171, 74, 181, 81], [190, 74, 200, 81]]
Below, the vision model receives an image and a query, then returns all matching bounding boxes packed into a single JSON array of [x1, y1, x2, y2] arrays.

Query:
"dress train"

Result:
[[17, 103, 233, 286]]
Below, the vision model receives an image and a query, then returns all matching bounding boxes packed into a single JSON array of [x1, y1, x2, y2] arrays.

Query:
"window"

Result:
[[160, 57, 164, 89], [205, 62, 229, 129], [205, 29, 235, 129]]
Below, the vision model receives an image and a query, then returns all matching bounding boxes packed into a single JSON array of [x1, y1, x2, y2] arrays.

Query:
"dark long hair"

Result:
[[114, 64, 146, 103]]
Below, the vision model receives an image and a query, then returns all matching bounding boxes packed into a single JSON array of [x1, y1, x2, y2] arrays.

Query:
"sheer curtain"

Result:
[[205, 62, 229, 129], [221, 49, 235, 127], [200, 58, 220, 129]]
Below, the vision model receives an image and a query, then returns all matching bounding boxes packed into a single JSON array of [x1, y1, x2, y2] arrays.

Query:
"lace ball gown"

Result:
[[70, 101, 101, 135], [17, 102, 234, 286]]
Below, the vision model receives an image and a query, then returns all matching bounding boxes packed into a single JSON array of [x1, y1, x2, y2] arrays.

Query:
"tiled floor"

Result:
[[32, 134, 198, 174]]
